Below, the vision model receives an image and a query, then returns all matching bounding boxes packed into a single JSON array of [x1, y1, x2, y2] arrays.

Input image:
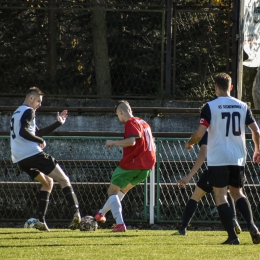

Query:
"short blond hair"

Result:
[[26, 87, 44, 97], [114, 100, 132, 113]]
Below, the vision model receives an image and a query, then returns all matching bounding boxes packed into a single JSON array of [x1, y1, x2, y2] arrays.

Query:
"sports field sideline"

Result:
[[0, 228, 260, 260]]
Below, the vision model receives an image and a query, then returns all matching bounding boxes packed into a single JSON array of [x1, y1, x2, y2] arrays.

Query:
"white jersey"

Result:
[[10, 105, 42, 163], [200, 96, 255, 166]]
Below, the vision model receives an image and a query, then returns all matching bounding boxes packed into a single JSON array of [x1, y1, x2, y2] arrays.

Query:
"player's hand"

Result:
[[57, 110, 68, 124], [39, 140, 46, 149], [253, 151, 260, 163], [106, 140, 114, 148], [185, 141, 193, 150], [177, 176, 190, 188]]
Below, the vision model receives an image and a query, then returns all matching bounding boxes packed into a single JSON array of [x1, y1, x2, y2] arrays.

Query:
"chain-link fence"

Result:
[[0, 136, 148, 223], [156, 138, 260, 224], [1, 136, 260, 224], [0, 0, 237, 100], [172, 0, 234, 98]]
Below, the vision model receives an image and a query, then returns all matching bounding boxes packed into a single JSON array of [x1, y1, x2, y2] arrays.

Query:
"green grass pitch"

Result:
[[0, 228, 260, 260]]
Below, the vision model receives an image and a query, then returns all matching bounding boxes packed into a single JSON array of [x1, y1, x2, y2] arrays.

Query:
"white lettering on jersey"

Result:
[[206, 97, 247, 166]]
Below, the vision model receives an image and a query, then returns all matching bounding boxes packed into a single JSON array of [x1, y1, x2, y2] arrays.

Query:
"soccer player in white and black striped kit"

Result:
[[10, 87, 81, 231], [185, 73, 260, 244]]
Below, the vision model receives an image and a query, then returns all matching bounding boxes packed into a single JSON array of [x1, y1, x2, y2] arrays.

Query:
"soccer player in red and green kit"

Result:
[[95, 100, 156, 232]]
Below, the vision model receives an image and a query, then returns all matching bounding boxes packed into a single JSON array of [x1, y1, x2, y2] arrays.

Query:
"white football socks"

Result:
[[108, 194, 124, 224], [99, 190, 125, 215]]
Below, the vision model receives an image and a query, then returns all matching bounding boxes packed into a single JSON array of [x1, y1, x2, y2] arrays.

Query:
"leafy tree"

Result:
[[0, 0, 235, 100]]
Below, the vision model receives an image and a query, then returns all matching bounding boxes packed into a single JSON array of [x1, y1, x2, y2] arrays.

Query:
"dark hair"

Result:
[[214, 73, 231, 91], [26, 87, 44, 97], [114, 100, 131, 113]]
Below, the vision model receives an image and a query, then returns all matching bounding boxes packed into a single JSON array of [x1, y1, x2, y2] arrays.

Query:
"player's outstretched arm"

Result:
[[178, 144, 207, 188], [185, 124, 207, 150], [106, 137, 136, 148], [36, 110, 68, 137], [248, 122, 260, 163]]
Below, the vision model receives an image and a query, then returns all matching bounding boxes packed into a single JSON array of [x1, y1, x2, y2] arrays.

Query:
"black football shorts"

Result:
[[18, 152, 57, 179], [197, 169, 213, 193], [208, 165, 245, 188]]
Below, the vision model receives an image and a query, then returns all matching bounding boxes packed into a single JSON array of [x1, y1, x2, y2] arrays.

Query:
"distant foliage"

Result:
[[0, 0, 234, 99]]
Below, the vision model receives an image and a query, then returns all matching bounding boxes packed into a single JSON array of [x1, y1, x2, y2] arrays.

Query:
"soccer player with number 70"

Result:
[[184, 73, 260, 245], [94, 100, 156, 232]]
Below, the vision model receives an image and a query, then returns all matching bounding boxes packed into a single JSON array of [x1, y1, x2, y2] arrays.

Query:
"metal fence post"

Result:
[[149, 167, 155, 225], [144, 178, 148, 221]]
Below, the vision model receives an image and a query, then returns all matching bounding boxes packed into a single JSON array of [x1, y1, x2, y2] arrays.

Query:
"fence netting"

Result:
[[156, 139, 260, 223], [0, 0, 235, 99], [0, 1, 164, 97], [1, 136, 260, 224], [173, 8, 232, 98]]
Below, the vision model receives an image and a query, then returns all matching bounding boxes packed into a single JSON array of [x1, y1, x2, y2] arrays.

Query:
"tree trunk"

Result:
[[92, 0, 111, 99], [48, 0, 57, 93]]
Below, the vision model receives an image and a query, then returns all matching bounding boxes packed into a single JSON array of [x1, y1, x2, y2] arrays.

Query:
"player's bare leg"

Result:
[[120, 183, 134, 194], [48, 164, 81, 229], [190, 186, 207, 202]]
